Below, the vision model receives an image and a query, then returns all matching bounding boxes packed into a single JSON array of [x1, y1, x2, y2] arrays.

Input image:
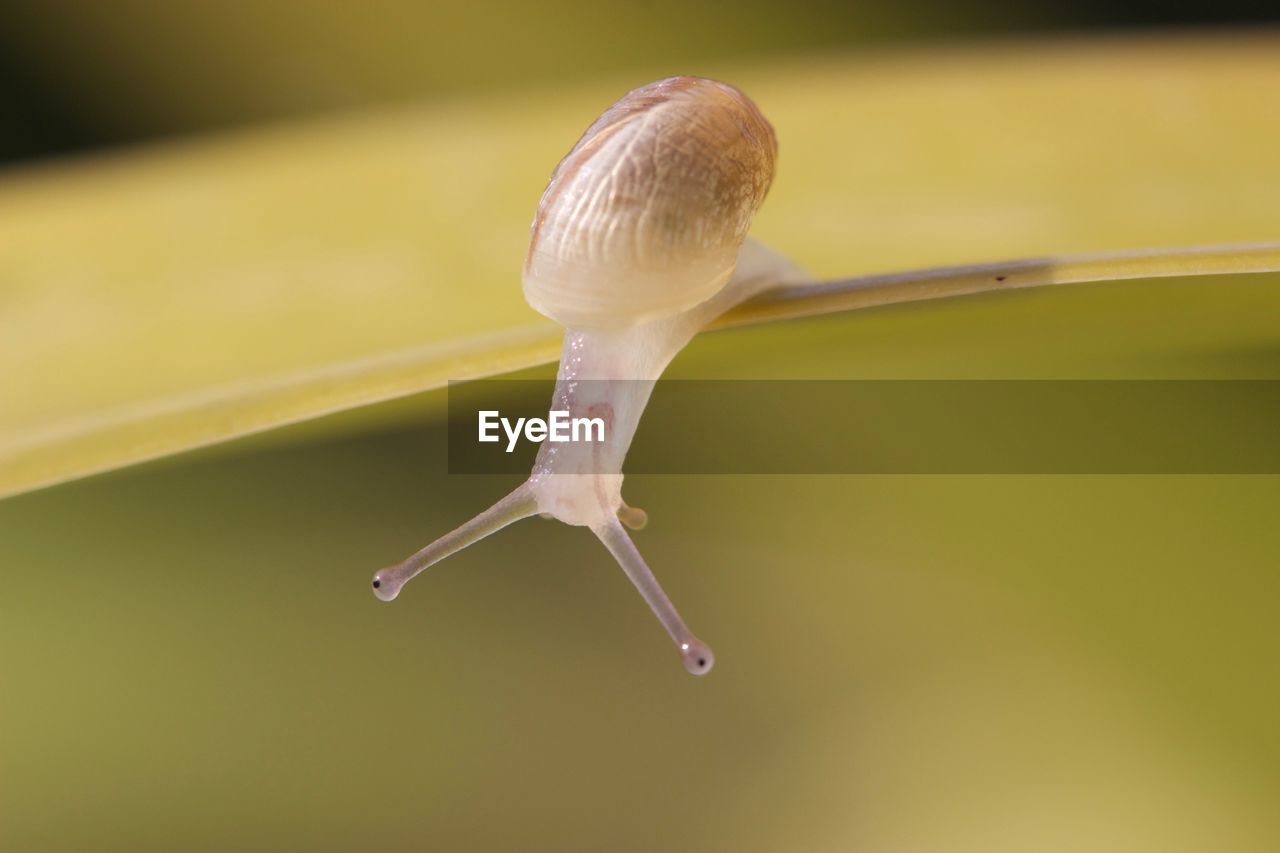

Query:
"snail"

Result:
[[372, 76, 809, 676]]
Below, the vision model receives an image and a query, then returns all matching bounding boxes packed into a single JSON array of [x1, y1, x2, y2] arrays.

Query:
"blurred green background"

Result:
[[0, 0, 1274, 164], [1, 3, 1278, 851]]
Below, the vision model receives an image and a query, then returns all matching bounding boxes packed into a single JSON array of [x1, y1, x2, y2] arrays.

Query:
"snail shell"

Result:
[[523, 76, 777, 329]]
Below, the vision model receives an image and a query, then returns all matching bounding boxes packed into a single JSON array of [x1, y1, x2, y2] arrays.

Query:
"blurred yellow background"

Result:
[[0, 3, 1277, 851]]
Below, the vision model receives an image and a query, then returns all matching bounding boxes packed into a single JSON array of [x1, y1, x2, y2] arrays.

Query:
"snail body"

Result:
[[372, 77, 807, 676]]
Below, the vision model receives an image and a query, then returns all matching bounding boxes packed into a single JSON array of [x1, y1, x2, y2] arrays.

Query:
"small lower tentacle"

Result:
[[617, 501, 649, 530]]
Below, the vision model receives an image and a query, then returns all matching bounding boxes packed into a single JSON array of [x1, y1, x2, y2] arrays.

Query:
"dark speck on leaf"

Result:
[[995, 275, 1007, 282]]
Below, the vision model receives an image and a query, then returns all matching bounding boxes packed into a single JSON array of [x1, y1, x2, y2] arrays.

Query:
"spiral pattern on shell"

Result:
[[523, 76, 777, 329]]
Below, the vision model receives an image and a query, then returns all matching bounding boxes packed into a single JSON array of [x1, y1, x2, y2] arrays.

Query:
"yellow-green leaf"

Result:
[[2, 33, 1278, 500]]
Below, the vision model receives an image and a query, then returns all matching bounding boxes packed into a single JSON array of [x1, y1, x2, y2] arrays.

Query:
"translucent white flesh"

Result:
[[372, 238, 810, 674]]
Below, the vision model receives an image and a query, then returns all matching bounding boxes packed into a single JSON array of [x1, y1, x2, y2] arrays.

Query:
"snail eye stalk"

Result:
[[594, 517, 714, 676], [371, 484, 537, 602]]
